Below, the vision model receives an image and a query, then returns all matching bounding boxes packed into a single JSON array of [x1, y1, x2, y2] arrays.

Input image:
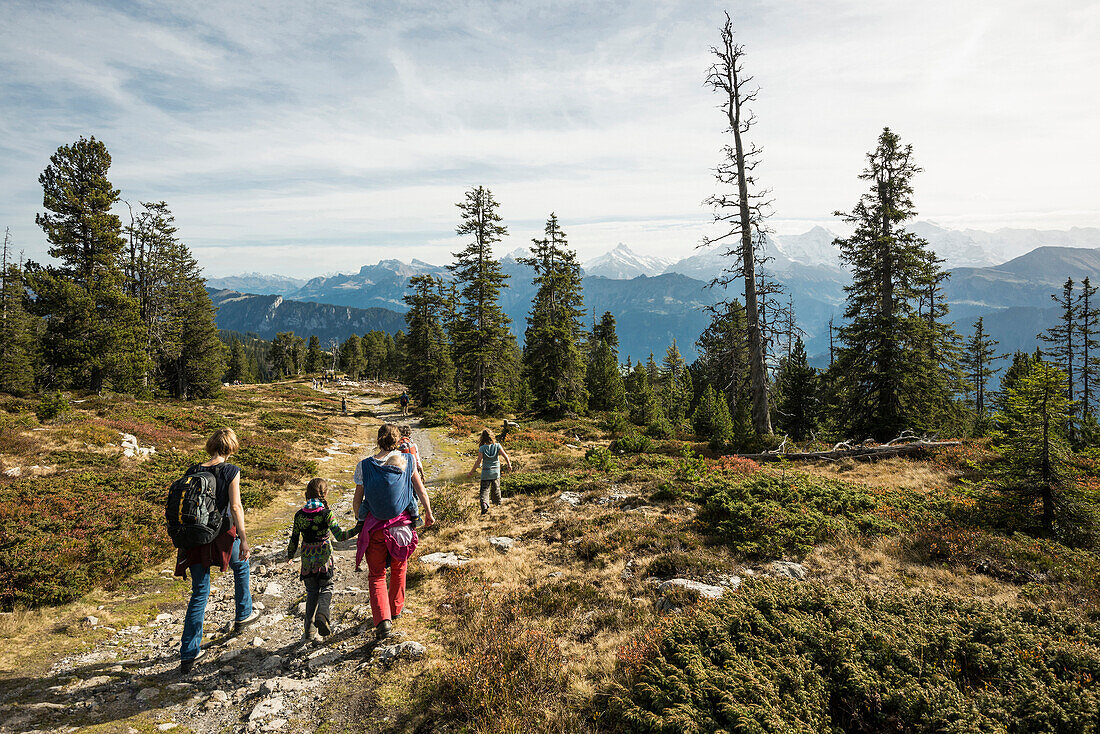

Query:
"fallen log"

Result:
[[731, 439, 961, 463]]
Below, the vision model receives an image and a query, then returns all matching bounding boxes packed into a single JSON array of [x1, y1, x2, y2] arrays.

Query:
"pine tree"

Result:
[[124, 202, 223, 399], [449, 186, 517, 414], [832, 128, 954, 440], [1077, 277, 1099, 419], [993, 359, 1073, 531], [403, 274, 456, 408], [661, 342, 692, 427], [26, 137, 148, 393], [164, 281, 225, 399], [961, 316, 1005, 420], [340, 335, 364, 380], [225, 339, 250, 383], [0, 230, 37, 396], [703, 13, 773, 435], [696, 301, 750, 422], [586, 339, 627, 413], [520, 213, 587, 416], [772, 336, 818, 441], [1039, 278, 1077, 434], [269, 332, 300, 378], [305, 335, 325, 374], [625, 361, 659, 426], [592, 312, 619, 358]]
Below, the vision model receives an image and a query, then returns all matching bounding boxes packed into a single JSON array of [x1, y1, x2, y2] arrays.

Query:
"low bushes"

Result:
[[696, 472, 901, 558], [612, 433, 654, 454], [503, 471, 577, 497], [612, 579, 1100, 733]]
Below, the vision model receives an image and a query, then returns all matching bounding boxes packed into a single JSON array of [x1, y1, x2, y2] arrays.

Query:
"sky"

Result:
[[1, 0, 1098, 277]]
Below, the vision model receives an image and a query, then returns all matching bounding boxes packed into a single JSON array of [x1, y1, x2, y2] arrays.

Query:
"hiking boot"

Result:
[[375, 619, 392, 641], [234, 609, 261, 633], [179, 648, 205, 674], [481, 503, 489, 515], [315, 615, 331, 637]]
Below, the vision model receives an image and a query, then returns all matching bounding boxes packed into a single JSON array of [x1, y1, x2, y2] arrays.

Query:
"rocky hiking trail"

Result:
[[1, 384, 811, 734], [0, 384, 464, 734]]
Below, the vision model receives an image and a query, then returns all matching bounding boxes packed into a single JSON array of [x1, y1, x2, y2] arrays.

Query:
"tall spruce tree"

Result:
[[832, 128, 953, 440], [125, 202, 223, 398], [661, 342, 693, 427], [586, 313, 627, 414], [703, 14, 772, 435], [962, 316, 1005, 419], [520, 213, 587, 416], [305, 335, 325, 374], [27, 137, 148, 393], [1077, 277, 1099, 420], [772, 336, 818, 440], [1039, 278, 1077, 419], [625, 361, 659, 427], [340, 334, 364, 380], [403, 274, 456, 407], [225, 339, 250, 383], [0, 230, 36, 396], [449, 186, 517, 414], [993, 359, 1073, 531], [696, 301, 750, 420]]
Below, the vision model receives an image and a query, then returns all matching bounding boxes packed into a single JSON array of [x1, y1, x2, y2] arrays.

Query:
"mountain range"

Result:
[[206, 224, 1100, 370]]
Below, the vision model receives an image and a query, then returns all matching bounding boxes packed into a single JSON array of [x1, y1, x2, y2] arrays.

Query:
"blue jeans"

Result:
[[180, 537, 252, 661]]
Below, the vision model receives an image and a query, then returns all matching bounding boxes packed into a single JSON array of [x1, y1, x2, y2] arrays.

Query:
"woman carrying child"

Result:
[[468, 429, 512, 516], [353, 423, 435, 641], [176, 428, 261, 673], [287, 478, 360, 642]]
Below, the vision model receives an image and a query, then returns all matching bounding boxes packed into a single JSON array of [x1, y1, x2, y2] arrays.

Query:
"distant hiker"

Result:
[[468, 429, 513, 516], [399, 391, 410, 416], [398, 424, 426, 486], [353, 423, 435, 641], [173, 428, 260, 673], [287, 478, 361, 643], [341, 396, 348, 415]]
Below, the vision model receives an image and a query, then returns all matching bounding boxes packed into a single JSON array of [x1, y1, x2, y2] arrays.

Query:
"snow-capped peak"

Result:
[[583, 243, 676, 279]]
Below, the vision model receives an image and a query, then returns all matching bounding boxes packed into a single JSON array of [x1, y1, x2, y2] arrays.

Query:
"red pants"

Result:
[[366, 528, 407, 626]]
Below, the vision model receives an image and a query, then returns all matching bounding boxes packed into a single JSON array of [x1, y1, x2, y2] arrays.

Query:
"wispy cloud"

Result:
[[1, 0, 1097, 276]]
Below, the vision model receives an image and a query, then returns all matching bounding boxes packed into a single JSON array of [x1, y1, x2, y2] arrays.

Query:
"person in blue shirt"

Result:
[[468, 428, 513, 515]]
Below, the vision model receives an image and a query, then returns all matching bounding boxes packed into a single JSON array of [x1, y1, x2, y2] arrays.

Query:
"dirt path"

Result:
[[0, 382, 459, 734]]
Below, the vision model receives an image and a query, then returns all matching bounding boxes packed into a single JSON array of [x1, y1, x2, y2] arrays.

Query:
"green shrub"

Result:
[[584, 446, 616, 472], [613, 579, 1100, 733], [645, 417, 673, 440], [644, 552, 725, 580], [613, 433, 653, 454], [503, 471, 577, 497], [696, 472, 894, 558], [36, 391, 70, 422], [419, 408, 452, 428], [600, 411, 630, 436]]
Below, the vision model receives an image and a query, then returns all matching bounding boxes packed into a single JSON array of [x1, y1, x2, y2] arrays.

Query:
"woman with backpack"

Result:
[[353, 423, 435, 641], [468, 429, 512, 515], [175, 428, 261, 673]]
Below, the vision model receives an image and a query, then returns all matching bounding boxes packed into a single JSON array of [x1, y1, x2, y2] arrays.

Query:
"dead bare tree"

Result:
[[703, 12, 773, 436]]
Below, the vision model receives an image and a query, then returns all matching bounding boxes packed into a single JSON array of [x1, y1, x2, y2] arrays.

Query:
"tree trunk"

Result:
[[728, 51, 771, 437]]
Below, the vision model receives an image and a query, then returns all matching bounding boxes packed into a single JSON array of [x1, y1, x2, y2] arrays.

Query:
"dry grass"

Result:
[[797, 455, 958, 492]]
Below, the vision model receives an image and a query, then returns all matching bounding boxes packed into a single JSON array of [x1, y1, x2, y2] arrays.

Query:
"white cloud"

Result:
[[0, 0, 1096, 277]]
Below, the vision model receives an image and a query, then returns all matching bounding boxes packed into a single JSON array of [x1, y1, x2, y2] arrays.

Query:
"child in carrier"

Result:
[[287, 478, 361, 642]]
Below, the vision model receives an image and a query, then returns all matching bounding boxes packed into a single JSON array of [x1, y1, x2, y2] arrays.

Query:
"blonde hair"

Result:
[[479, 429, 495, 446], [377, 423, 400, 452], [205, 428, 239, 458], [306, 478, 328, 501]]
